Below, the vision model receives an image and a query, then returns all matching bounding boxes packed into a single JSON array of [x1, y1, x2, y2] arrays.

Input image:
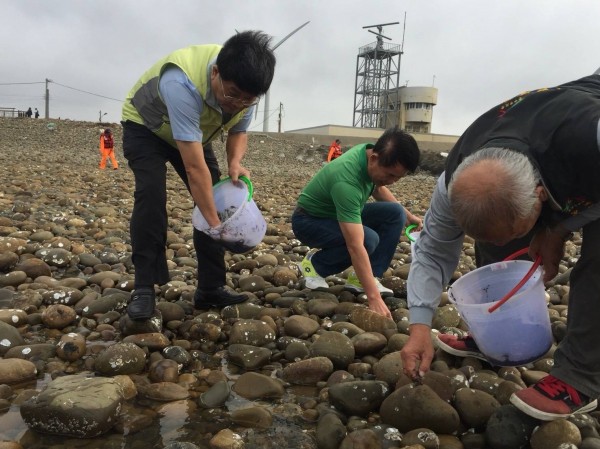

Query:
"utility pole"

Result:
[[277, 102, 283, 133], [99, 110, 107, 123], [45, 78, 51, 119], [263, 21, 310, 132]]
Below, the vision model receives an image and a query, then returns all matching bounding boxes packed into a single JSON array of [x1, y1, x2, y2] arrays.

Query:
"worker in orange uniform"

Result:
[[99, 128, 119, 169], [327, 139, 342, 162]]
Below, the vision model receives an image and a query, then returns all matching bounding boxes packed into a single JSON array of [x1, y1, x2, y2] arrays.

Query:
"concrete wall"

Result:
[[258, 126, 459, 152]]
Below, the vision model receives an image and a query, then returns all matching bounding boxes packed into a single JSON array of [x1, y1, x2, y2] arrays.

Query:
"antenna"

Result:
[[363, 22, 399, 49], [353, 19, 404, 128]]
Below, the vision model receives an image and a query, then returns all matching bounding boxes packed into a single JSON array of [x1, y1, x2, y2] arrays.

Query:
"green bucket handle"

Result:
[[213, 175, 254, 202], [405, 224, 418, 242]]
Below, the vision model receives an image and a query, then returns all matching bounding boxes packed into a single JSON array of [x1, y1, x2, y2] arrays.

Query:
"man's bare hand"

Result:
[[368, 295, 392, 319], [529, 228, 567, 283], [400, 324, 434, 380]]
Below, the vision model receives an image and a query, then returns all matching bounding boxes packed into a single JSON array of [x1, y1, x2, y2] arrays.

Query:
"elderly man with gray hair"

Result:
[[401, 69, 600, 421]]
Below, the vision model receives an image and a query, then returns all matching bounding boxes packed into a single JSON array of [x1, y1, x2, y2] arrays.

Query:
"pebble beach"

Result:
[[0, 117, 595, 449]]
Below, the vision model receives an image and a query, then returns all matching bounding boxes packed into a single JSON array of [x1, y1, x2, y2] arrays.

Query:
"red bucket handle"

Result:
[[487, 247, 542, 313]]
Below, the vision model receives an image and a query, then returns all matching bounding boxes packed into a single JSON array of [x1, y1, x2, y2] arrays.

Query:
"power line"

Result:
[[249, 108, 280, 130], [0, 80, 123, 102], [0, 82, 45, 86], [50, 81, 123, 102]]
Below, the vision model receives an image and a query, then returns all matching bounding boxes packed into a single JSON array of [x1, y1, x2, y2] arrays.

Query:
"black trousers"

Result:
[[122, 121, 225, 290]]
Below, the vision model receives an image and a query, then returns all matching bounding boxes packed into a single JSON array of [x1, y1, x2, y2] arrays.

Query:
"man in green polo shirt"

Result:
[[291, 126, 422, 318]]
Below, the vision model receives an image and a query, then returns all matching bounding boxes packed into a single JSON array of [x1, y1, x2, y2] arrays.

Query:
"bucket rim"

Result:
[[213, 175, 253, 202], [405, 224, 418, 242], [447, 260, 543, 307]]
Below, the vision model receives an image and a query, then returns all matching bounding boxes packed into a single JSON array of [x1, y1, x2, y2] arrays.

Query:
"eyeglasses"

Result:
[[218, 74, 259, 108]]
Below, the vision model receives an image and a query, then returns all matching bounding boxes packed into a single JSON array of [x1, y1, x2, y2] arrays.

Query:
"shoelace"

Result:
[[536, 375, 582, 405]]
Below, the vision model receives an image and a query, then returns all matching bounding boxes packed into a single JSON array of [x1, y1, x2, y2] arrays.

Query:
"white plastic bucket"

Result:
[[192, 176, 266, 253], [448, 260, 552, 366], [409, 231, 421, 253]]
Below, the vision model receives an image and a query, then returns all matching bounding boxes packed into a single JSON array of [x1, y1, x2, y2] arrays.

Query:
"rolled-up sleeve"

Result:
[[408, 172, 465, 325]]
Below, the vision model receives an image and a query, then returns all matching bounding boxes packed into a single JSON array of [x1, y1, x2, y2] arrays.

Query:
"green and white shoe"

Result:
[[298, 250, 329, 290], [344, 271, 394, 297]]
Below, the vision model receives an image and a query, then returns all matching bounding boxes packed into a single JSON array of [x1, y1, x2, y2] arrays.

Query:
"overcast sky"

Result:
[[2, 0, 599, 136]]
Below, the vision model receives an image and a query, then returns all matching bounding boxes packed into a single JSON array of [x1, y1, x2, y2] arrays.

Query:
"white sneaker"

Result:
[[344, 271, 394, 297], [298, 250, 329, 290]]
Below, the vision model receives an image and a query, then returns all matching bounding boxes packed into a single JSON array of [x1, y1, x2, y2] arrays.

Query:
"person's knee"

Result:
[[363, 228, 380, 253]]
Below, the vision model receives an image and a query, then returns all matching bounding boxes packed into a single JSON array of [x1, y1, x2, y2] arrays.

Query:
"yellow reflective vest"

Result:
[[122, 44, 247, 148]]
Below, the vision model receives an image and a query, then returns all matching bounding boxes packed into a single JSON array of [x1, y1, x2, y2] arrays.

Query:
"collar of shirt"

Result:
[[204, 59, 221, 113]]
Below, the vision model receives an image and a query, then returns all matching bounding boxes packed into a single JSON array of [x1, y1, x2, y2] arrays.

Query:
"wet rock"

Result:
[[94, 342, 147, 375], [0, 320, 25, 355], [379, 384, 461, 434], [15, 257, 51, 278], [0, 309, 28, 327], [328, 380, 390, 417], [228, 344, 272, 370], [316, 412, 347, 449], [283, 315, 320, 338], [230, 406, 273, 429], [148, 359, 180, 383], [310, 331, 355, 369], [402, 428, 439, 449], [41, 304, 77, 328], [229, 319, 276, 346], [339, 428, 380, 449], [137, 382, 189, 401], [122, 332, 170, 350], [282, 356, 334, 385], [20, 373, 123, 438], [0, 252, 18, 271], [5, 344, 56, 362], [485, 405, 538, 449], [232, 372, 285, 400], [351, 332, 387, 356], [0, 271, 27, 287], [56, 332, 86, 361], [530, 419, 582, 449], [349, 308, 397, 334], [0, 358, 37, 384], [454, 387, 501, 430], [210, 428, 244, 449], [372, 352, 404, 386], [198, 380, 230, 408]]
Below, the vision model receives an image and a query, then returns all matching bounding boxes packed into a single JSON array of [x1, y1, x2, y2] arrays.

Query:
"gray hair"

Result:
[[448, 147, 540, 237]]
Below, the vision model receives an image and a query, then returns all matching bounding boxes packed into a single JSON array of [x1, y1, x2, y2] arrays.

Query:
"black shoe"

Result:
[[127, 287, 156, 321], [194, 286, 248, 309]]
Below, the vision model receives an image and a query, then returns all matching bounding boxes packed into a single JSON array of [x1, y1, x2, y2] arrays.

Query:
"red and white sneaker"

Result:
[[510, 375, 598, 421], [436, 333, 487, 361]]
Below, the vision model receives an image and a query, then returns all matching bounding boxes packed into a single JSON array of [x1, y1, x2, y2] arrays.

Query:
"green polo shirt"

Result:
[[297, 143, 374, 223]]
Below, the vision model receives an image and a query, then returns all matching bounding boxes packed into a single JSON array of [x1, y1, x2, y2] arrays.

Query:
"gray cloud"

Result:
[[2, 0, 598, 136]]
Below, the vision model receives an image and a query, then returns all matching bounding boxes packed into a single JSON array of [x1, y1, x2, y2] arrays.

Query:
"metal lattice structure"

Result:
[[353, 22, 403, 128]]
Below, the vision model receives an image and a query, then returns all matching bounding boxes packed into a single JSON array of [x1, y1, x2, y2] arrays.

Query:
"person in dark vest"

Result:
[[401, 68, 600, 421], [25, 107, 32, 118], [121, 31, 276, 321], [99, 128, 119, 169]]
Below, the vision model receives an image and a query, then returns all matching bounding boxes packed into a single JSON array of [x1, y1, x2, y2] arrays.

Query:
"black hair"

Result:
[[372, 126, 420, 172], [217, 30, 276, 96]]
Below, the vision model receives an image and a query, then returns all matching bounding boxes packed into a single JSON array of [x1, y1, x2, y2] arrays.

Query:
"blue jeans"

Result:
[[291, 202, 405, 277]]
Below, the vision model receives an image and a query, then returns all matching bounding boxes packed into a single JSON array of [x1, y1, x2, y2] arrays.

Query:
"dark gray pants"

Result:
[[122, 121, 225, 290]]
